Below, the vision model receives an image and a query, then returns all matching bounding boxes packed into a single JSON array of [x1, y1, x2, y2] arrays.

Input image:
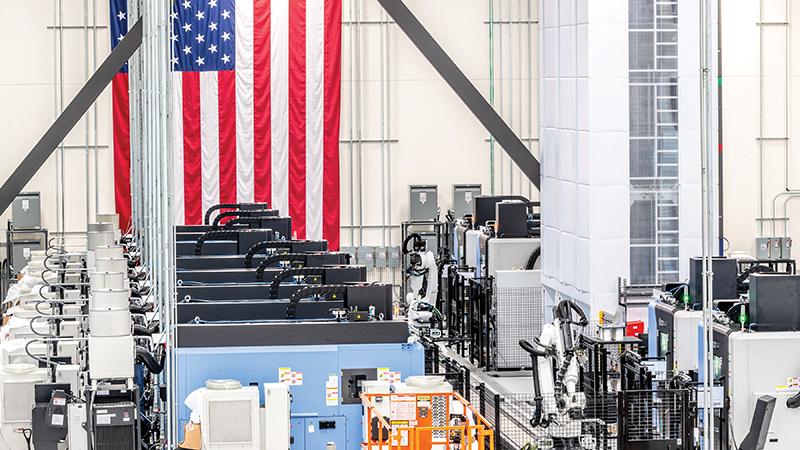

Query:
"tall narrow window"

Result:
[[629, 0, 679, 285]]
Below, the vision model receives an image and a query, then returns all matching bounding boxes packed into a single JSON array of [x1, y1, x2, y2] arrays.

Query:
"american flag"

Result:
[[110, 0, 342, 249]]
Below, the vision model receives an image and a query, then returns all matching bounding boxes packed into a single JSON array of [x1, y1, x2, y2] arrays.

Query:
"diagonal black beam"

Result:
[[0, 18, 143, 215], [375, 0, 540, 189]]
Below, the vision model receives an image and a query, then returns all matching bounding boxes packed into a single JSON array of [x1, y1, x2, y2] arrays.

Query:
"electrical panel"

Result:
[[409, 185, 438, 221]]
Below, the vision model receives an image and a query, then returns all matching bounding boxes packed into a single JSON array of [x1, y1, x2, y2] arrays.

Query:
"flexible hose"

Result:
[[135, 346, 165, 374], [525, 247, 541, 270]]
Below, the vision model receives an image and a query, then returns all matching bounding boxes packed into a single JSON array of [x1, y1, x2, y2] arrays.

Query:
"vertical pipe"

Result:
[[380, 7, 387, 250], [757, 0, 765, 237], [386, 12, 393, 249], [84, 0, 91, 227], [59, 0, 65, 240], [348, 0, 355, 246], [518, 0, 523, 196], [51, 0, 59, 235], [508, 0, 514, 195], [498, 0, 504, 195], [527, 0, 534, 199], [716, 0, 723, 253], [92, 0, 99, 216], [699, 0, 715, 448], [356, 0, 364, 246], [488, 0, 495, 195]]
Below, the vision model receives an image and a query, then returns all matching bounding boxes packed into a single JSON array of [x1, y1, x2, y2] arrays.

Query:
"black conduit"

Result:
[[135, 346, 165, 374]]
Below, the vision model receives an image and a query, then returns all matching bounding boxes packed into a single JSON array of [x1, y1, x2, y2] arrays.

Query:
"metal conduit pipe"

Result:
[[488, 0, 495, 194]]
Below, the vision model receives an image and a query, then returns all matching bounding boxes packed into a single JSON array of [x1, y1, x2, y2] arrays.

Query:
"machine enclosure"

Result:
[[749, 274, 800, 330], [689, 257, 738, 306], [728, 331, 800, 449]]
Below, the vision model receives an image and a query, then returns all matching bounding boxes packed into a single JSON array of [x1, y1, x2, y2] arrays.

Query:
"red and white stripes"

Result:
[[167, 0, 341, 248]]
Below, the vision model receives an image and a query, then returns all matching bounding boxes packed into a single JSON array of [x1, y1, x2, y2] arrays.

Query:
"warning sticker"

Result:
[[390, 397, 416, 421], [278, 367, 303, 385], [378, 368, 401, 383], [326, 375, 339, 406], [788, 377, 800, 390]]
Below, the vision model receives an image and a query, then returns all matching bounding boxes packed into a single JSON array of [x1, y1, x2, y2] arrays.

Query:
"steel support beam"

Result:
[[375, 0, 541, 189], [0, 18, 143, 215]]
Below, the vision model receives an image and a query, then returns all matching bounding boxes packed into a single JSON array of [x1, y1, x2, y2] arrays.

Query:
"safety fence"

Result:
[[422, 340, 696, 450]]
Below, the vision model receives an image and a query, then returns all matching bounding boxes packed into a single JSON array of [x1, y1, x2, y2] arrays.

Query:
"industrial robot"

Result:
[[403, 233, 440, 337], [519, 299, 590, 449]]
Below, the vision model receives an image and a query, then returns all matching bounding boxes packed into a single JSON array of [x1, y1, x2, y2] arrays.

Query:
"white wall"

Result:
[[338, 0, 539, 248], [721, 0, 800, 255], [0, 0, 116, 240]]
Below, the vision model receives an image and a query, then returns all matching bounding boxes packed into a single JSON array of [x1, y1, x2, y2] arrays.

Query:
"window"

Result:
[[629, 0, 679, 285]]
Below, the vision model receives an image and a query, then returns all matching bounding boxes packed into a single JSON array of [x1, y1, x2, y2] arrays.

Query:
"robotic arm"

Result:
[[404, 233, 440, 335], [519, 299, 589, 447]]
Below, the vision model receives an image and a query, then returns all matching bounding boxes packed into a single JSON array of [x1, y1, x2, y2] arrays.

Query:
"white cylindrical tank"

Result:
[[91, 271, 127, 291]]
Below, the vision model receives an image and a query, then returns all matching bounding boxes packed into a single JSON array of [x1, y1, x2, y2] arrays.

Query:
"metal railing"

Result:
[[361, 391, 495, 450]]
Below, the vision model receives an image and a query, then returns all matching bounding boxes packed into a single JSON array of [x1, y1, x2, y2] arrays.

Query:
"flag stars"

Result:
[[170, 33, 179, 43], [117, 34, 125, 42], [221, 54, 231, 64], [221, 9, 231, 20], [221, 31, 231, 41], [182, 0, 191, 9], [170, 10, 178, 20], [183, 45, 192, 54], [209, 0, 218, 7], [117, 11, 126, 21], [195, 33, 205, 43], [196, 56, 205, 66], [195, 10, 205, 20], [171, 55, 179, 66], [209, 21, 218, 31], [208, 43, 218, 54], [182, 22, 192, 32]]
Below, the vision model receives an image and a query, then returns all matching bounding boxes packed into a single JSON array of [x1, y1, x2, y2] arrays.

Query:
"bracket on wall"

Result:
[[375, 0, 541, 189], [0, 18, 143, 215]]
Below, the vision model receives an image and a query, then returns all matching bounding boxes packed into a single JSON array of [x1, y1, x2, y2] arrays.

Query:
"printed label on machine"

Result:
[[279, 367, 303, 385], [325, 375, 339, 406], [51, 414, 64, 427], [390, 397, 416, 421], [378, 368, 401, 383]]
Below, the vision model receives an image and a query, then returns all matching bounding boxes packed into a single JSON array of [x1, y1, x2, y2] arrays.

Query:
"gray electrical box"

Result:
[[409, 185, 438, 221], [11, 240, 43, 274], [12, 192, 41, 229], [452, 184, 481, 219]]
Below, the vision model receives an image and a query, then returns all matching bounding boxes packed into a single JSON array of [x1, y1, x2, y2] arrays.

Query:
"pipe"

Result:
[[84, 0, 91, 227], [699, 0, 715, 448], [348, 0, 355, 246], [356, 0, 364, 246], [528, 0, 534, 199], [498, 0, 504, 194], [92, 0, 99, 216], [488, 0, 495, 195]]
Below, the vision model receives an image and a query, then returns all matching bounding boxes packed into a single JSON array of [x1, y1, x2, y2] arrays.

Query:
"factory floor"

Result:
[[435, 342, 534, 395]]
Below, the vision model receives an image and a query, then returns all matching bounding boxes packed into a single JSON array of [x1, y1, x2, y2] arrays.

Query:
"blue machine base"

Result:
[[175, 342, 425, 450]]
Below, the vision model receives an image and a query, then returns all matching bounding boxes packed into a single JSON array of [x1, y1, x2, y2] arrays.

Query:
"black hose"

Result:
[[525, 247, 541, 270], [519, 340, 549, 428], [787, 391, 800, 409], [135, 346, 165, 374], [133, 321, 160, 336], [736, 264, 776, 285]]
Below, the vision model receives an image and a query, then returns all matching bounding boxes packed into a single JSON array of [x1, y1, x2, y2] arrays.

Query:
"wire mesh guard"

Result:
[[465, 378, 691, 450], [492, 285, 544, 370], [495, 392, 617, 450], [618, 389, 689, 446], [361, 391, 495, 450]]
